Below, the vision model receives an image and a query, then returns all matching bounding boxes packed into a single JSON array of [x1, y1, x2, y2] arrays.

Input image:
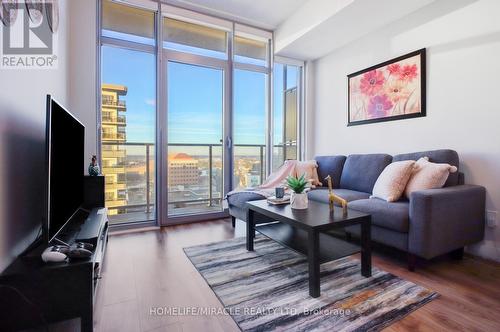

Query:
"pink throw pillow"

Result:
[[371, 160, 416, 202], [404, 157, 458, 198]]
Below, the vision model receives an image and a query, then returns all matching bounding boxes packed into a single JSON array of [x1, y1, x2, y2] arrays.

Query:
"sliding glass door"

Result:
[[166, 61, 225, 216], [162, 13, 231, 218]]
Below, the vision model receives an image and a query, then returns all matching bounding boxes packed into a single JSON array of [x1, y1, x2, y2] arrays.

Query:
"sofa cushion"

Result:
[[371, 160, 416, 202], [340, 154, 392, 193], [392, 149, 459, 186], [227, 191, 266, 209], [348, 198, 410, 233], [344, 225, 409, 252], [314, 155, 346, 188], [308, 188, 370, 205], [404, 157, 458, 198]]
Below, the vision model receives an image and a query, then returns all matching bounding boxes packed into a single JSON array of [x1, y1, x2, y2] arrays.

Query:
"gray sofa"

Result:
[[227, 149, 486, 270]]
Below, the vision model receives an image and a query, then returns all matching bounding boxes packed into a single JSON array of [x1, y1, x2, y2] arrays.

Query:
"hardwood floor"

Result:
[[93, 218, 500, 332]]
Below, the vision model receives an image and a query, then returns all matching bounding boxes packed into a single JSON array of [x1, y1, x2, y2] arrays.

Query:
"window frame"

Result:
[[97, 0, 305, 228], [98, 0, 159, 229]]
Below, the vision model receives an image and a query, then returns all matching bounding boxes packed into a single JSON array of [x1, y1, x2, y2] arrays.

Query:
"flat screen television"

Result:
[[44, 95, 85, 243]]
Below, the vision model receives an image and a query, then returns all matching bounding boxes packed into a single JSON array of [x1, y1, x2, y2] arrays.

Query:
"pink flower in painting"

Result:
[[399, 64, 418, 82], [359, 70, 385, 96], [385, 80, 409, 103], [387, 63, 401, 75], [367, 94, 393, 118]]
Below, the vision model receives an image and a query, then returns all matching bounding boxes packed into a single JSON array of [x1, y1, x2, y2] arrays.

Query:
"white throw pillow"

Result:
[[404, 157, 458, 198], [371, 160, 416, 202]]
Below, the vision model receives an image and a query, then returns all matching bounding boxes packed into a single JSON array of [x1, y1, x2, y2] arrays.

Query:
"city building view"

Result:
[[101, 80, 271, 222], [101, 84, 155, 223], [101, 83, 268, 222], [167, 149, 223, 215], [99, 4, 299, 224], [100, 68, 296, 223], [101, 84, 127, 216]]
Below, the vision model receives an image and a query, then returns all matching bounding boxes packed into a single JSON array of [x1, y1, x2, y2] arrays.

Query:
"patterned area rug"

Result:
[[184, 235, 438, 332]]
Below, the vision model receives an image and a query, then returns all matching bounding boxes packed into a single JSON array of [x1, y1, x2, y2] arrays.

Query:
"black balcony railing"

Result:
[[102, 132, 126, 140], [102, 99, 126, 108], [102, 114, 126, 124], [101, 141, 287, 221]]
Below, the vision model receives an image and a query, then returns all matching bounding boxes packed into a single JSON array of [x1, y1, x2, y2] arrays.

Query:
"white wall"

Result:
[[68, 0, 98, 169], [0, 0, 98, 272], [310, 0, 500, 261], [0, 0, 70, 271]]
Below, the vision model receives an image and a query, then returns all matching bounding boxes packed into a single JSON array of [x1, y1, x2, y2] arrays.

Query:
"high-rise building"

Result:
[[101, 84, 127, 215], [168, 153, 200, 186]]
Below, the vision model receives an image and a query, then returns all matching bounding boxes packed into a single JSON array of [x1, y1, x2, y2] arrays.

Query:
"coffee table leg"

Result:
[[361, 217, 372, 277], [246, 209, 255, 251], [308, 230, 320, 298]]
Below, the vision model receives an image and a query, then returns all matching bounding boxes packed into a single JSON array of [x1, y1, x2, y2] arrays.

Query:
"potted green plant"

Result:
[[286, 174, 308, 209]]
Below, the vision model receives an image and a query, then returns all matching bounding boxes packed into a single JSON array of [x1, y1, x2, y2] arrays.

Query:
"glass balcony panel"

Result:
[[101, 143, 155, 222], [233, 145, 266, 189], [167, 145, 223, 216], [272, 145, 285, 172]]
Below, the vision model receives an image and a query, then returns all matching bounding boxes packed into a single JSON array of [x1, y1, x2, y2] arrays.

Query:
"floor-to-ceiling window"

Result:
[[100, 0, 157, 225], [233, 69, 267, 188], [99, 1, 303, 224], [233, 27, 270, 189]]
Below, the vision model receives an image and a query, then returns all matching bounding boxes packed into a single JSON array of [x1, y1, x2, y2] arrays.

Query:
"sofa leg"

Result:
[[450, 247, 464, 260], [231, 216, 236, 228], [407, 253, 417, 272]]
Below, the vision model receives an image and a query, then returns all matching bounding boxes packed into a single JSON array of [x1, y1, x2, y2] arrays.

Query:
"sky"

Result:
[[102, 41, 298, 148], [102, 46, 156, 143]]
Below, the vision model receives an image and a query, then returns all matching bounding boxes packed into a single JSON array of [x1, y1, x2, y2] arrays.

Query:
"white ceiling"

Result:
[[164, 0, 309, 30], [275, 0, 440, 60], [164, 0, 458, 61]]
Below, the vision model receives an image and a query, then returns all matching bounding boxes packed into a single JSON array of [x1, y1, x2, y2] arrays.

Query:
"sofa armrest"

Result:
[[409, 185, 485, 259]]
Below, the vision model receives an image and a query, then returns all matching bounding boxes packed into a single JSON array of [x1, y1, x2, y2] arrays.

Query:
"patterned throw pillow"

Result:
[[404, 157, 458, 198], [371, 160, 416, 202]]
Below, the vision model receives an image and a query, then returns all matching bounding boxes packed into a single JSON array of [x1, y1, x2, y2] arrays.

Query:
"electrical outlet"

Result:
[[486, 210, 497, 228]]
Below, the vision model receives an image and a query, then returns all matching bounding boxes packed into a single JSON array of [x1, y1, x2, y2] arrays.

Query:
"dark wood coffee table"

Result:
[[246, 199, 371, 298]]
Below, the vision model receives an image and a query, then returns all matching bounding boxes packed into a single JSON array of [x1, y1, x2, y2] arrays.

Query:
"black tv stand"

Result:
[[0, 207, 108, 332], [51, 237, 70, 246]]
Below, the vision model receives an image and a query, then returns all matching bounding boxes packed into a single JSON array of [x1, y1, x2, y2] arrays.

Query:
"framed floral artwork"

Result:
[[347, 48, 426, 126]]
